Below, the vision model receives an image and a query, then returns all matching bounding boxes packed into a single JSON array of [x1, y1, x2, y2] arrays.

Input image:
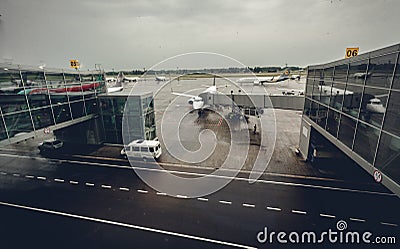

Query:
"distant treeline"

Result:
[[105, 66, 304, 75]]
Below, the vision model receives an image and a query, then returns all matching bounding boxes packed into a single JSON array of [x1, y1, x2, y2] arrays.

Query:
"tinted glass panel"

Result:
[[338, 114, 356, 149], [390, 53, 400, 89], [316, 104, 327, 128], [333, 64, 348, 83], [342, 84, 362, 118], [309, 101, 319, 122], [383, 90, 400, 137], [353, 122, 380, 164], [348, 60, 368, 85], [366, 53, 396, 88], [326, 108, 340, 137], [359, 87, 388, 128], [329, 82, 346, 110], [375, 132, 400, 184], [303, 98, 311, 116], [324, 67, 334, 82]]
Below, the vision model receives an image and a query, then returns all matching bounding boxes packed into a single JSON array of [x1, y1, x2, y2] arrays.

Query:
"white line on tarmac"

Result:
[[266, 206, 281, 211], [0, 172, 7, 175], [349, 217, 365, 222], [85, 182, 95, 187], [219, 200, 232, 205], [242, 203, 255, 208], [176, 195, 188, 199], [0, 153, 395, 197], [12, 173, 20, 177], [380, 222, 398, 227], [197, 198, 208, 202], [37, 176, 46, 181], [291, 209, 307, 215], [156, 192, 167, 196], [101, 185, 112, 189], [54, 178, 65, 183], [319, 213, 336, 219], [69, 180, 79, 185], [25, 175, 34, 179], [119, 187, 130, 191], [137, 189, 148, 194], [0, 201, 256, 249]]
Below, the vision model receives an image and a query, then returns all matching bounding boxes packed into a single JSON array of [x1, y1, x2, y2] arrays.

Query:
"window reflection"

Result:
[[383, 90, 400, 137], [342, 84, 362, 118], [366, 53, 397, 88], [353, 122, 380, 164], [348, 60, 368, 85], [375, 132, 400, 184], [338, 114, 356, 149], [325, 108, 340, 137], [329, 82, 346, 110], [359, 87, 388, 128], [333, 64, 348, 83]]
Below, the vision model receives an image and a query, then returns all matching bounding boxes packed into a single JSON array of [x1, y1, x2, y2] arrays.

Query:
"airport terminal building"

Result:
[[299, 43, 400, 196]]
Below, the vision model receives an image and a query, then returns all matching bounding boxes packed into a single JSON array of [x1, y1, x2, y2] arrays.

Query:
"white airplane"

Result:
[[155, 73, 167, 81], [171, 85, 220, 110], [237, 70, 290, 85], [290, 74, 301, 80], [105, 75, 116, 83], [117, 72, 139, 82], [366, 98, 385, 114], [107, 86, 124, 93]]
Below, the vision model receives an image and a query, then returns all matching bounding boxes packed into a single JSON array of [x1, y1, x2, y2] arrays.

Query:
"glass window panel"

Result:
[[320, 81, 332, 105], [0, 117, 8, 140], [99, 98, 114, 115], [383, 90, 400, 137], [390, 52, 400, 89], [353, 122, 380, 164], [70, 101, 86, 119], [359, 87, 388, 128], [85, 98, 98, 115], [333, 64, 348, 83], [342, 84, 363, 118], [52, 103, 72, 123], [324, 67, 334, 82], [316, 104, 327, 128], [329, 82, 346, 110], [309, 101, 319, 122], [0, 68, 23, 95], [4, 111, 34, 137], [338, 114, 356, 149], [325, 108, 340, 137], [375, 132, 400, 184], [348, 60, 368, 85], [311, 80, 321, 101], [31, 108, 54, 129], [303, 98, 311, 117], [366, 53, 397, 88], [305, 80, 313, 98]]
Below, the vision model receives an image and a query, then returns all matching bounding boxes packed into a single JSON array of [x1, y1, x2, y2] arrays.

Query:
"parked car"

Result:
[[38, 139, 64, 153]]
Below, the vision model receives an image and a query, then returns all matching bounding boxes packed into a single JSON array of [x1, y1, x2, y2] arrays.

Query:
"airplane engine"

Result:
[[188, 98, 194, 105]]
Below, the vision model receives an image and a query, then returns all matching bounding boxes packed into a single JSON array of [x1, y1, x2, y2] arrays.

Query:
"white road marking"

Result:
[[291, 209, 307, 215], [176, 195, 188, 199], [25, 175, 34, 179], [197, 198, 208, 202], [320, 213, 336, 219], [242, 203, 255, 208], [349, 217, 365, 222], [85, 182, 95, 187], [119, 187, 130, 192], [0, 153, 394, 197], [69, 180, 79, 185], [101, 184, 112, 189], [380, 222, 398, 227], [137, 189, 148, 194], [12, 173, 20, 177], [219, 200, 232, 205], [0, 172, 7, 175], [156, 192, 167, 196], [37, 176, 46, 181], [0, 201, 256, 249], [54, 178, 65, 183], [266, 206, 281, 211]]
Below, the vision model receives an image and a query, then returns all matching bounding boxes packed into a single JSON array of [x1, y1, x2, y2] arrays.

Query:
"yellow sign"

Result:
[[345, 48, 359, 59], [70, 60, 80, 69]]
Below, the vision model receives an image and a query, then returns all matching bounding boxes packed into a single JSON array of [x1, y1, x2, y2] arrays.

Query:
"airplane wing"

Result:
[[171, 92, 197, 98]]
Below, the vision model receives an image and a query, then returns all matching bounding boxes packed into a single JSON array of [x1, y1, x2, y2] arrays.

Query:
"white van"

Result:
[[121, 139, 162, 160]]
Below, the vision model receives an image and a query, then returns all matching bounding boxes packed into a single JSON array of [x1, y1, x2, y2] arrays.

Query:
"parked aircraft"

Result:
[[117, 72, 139, 82], [237, 70, 290, 85]]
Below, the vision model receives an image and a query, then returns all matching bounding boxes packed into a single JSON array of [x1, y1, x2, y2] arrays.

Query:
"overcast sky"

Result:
[[1, 0, 400, 70]]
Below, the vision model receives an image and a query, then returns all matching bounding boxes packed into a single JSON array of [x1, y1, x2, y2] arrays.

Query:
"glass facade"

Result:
[[99, 93, 156, 144], [0, 64, 106, 143], [303, 44, 400, 185]]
